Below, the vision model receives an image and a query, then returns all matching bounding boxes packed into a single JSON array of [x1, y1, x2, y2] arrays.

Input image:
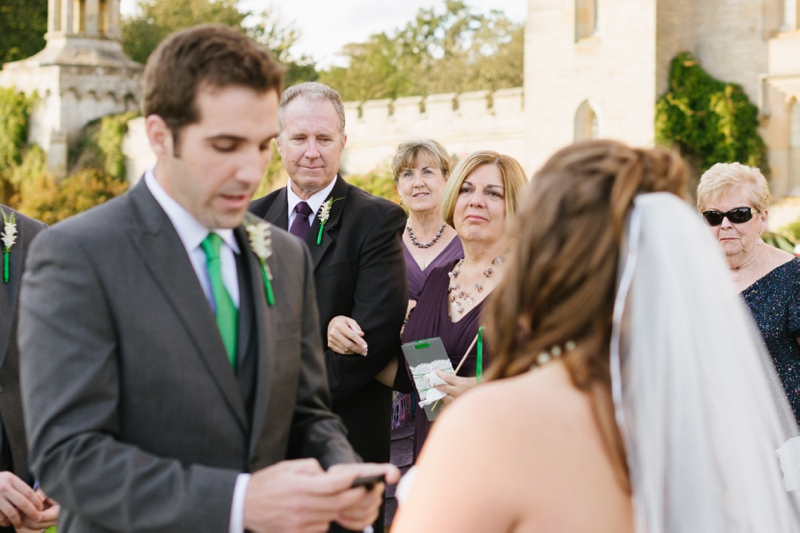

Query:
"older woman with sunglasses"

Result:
[[698, 162, 800, 423]]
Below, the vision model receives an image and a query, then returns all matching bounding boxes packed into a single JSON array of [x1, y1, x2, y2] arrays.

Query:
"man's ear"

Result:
[[275, 134, 284, 156], [145, 115, 174, 160], [340, 133, 348, 151]]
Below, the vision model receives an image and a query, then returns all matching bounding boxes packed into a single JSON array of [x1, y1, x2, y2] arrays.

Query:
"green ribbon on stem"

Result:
[[476, 326, 484, 383], [260, 264, 275, 306]]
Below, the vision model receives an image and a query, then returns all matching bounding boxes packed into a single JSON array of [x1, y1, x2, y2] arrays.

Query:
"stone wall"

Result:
[[524, 0, 659, 172], [341, 88, 527, 175], [121, 117, 153, 183]]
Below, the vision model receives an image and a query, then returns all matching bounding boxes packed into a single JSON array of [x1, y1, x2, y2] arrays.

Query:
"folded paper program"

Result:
[[418, 372, 448, 407]]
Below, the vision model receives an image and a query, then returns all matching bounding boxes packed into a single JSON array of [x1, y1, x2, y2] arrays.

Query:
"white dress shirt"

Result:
[[286, 175, 338, 228], [144, 168, 250, 533]]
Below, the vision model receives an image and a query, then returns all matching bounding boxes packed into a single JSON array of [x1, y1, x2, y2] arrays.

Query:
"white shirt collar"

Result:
[[144, 167, 240, 255], [286, 175, 339, 219]]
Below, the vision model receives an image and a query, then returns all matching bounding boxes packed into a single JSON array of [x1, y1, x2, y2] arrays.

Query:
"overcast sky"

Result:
[[119, 1, 528, 68]]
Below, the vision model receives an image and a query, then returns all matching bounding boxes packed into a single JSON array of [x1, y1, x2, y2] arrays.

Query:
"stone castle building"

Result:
[[343, 0, 800, 199], [0, 0, 142, 174], [2, 0, 800, 201]]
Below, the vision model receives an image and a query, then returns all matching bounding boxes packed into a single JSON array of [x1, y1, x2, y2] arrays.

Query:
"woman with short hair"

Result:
[[698, 162, 800, 423]]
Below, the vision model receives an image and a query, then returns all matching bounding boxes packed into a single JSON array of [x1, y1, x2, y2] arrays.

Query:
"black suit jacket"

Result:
[[250, 176, 407, 463], [19, 181, 357, 532], [0, 208, 45, 487]]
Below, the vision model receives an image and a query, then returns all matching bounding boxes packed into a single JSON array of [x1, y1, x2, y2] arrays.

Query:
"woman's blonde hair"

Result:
[[391, 139, 451, 184], [440, 151, 527, 227], [697, 162, 770, 212]]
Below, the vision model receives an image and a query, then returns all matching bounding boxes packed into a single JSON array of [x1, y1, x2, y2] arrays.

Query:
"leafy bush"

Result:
[[655, 52, 767, 177], [346, 169, 401, 204], [0, 88, 133, 223], [18, 168, 129, 225]]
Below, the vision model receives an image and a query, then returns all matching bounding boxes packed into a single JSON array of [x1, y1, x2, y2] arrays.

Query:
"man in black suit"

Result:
[[0, 207, 57, 531], [19, 26, 396, 533], [250, 82, 407, 531]]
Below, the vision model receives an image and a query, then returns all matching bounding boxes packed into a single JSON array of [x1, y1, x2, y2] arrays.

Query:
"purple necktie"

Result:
[[289, 201, 314, 240]]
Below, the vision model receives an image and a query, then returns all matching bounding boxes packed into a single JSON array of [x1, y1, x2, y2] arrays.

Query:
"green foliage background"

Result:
[[0, 87, 132, 223], [0, 0, 47, 67], [122, 0, 318, 88], [655, 52, 767, 176], [346, 169, 401, 205], [318, 0, 524, 102]]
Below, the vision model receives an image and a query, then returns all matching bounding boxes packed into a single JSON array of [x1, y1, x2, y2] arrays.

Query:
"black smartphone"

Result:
[[351, 473, 386, 490]]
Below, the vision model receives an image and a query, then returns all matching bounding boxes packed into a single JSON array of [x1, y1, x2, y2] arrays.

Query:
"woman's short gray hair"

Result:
[[697, 162, 770, 212]]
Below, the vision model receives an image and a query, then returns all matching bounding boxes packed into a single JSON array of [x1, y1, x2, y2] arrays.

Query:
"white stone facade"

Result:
[[337, 0, 800, 202], [340, 88, 526, 174]]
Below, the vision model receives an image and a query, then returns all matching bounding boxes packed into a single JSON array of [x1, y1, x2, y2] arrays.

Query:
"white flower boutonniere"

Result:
[[317, 197, 344, 245], [244, 214, 275, 306], [1, 208, 16, 283]]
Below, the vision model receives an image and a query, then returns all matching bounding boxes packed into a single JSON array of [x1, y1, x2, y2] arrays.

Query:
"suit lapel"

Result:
[[237, 225, 276, 456], [0, 217, 24, 368], [307, 176, 349, 270], [262, 188, 289, 231], [126, 182, 248, 431]]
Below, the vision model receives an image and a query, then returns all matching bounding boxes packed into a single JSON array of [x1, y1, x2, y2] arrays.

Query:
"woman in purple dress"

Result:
[[395, 150, 527, 458], [395, 139, 464, 303]]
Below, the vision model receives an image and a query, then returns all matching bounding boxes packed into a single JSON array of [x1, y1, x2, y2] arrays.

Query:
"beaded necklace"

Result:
[[407, 223, 447, 249], [447, 256, 503, 316]]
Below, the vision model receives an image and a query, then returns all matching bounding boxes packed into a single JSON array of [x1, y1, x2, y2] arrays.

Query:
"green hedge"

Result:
[[655, 52, 767, 175]]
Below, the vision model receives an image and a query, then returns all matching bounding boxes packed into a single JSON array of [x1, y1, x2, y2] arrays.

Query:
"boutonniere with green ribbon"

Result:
[[316, 197, 344, 245], [244, 215, 275, 306], [0, 209, 16, 283]]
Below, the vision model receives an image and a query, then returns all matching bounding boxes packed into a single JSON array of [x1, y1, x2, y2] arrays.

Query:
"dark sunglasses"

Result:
[[702, 207, 754, 226]]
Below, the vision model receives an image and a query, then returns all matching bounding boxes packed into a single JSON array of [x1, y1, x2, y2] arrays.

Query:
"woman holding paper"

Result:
[[393, 141, 800, 532], [395, 150, 526, 459]]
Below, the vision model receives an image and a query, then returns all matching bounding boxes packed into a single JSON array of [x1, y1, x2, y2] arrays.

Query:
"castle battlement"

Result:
[[341, 88, 527, 175]]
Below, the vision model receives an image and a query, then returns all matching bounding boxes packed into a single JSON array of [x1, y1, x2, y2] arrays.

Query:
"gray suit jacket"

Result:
[[0, 208, 45, 485], [18, 181, 357, 532]]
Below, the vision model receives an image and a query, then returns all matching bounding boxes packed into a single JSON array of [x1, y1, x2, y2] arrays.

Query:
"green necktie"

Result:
[[200, 233, 238, 370]]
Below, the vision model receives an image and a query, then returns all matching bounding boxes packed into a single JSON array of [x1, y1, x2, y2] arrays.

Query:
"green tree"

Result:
[[122, 0, 318, 86], [655, 52, 767, 177], [0, 0, 47, 67], [318, 0, 523, 101], [122, 0, 246, 64]]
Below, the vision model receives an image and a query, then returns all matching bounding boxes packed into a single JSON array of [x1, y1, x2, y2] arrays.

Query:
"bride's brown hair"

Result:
[[484, 140, 688, 486]]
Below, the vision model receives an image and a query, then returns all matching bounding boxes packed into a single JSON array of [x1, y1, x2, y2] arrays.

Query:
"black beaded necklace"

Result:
[[407, 223, 446, 249]]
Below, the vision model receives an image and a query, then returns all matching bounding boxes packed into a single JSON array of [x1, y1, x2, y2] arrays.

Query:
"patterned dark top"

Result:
[[398, 258, 489, 458], [741, 257, 800, 424]]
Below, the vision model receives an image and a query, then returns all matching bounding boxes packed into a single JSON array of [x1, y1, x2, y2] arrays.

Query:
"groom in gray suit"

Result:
[[18, 25, 397, 533]]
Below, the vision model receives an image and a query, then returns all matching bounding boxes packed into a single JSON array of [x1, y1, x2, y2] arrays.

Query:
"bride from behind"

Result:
[[392, 140, 800, 532]]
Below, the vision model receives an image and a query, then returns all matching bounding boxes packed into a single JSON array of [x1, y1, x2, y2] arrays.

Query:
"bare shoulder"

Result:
[[762, 242, 796, 267], [444, 359, 591, 435], [402, 360, 633, 533]]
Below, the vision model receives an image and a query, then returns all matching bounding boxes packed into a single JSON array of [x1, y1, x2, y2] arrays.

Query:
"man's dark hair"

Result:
[[142, 24, 284, 148]]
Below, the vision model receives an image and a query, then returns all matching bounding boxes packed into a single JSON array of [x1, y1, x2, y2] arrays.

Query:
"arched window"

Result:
[[789, 100, 800, 194], [575, 0, 598, 41], [574, 100, 598, 142]]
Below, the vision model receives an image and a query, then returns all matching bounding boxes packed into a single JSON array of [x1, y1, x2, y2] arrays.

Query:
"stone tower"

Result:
[[0, 0, 143, 174]]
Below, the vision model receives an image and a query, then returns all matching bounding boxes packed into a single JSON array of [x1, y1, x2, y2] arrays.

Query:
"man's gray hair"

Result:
[[279, 82, 346, 137]]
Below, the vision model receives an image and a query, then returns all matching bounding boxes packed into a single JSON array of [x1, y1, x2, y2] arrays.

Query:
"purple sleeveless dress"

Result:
[[398, 258, 489, 458], [404, 237, 464, 301]]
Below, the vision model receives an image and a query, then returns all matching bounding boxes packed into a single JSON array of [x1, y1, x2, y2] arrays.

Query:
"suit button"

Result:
[[0, 386, 4, 392]]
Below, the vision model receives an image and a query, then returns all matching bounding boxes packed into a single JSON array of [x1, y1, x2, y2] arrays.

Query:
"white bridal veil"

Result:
[[610, 193, 800, 532]]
